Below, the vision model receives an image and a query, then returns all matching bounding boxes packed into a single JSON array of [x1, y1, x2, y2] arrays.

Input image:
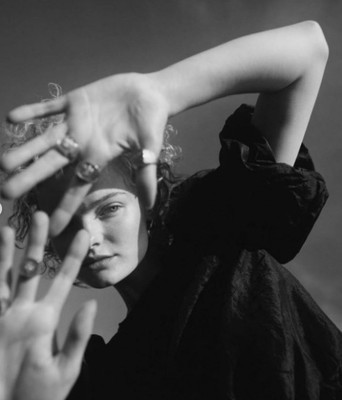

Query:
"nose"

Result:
[[81, 215, 104, 250]]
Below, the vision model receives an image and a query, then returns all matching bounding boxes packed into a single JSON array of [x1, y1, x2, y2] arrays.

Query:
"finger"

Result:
[[14, 211, 49, 302], [49, 180, 92, 237], [135, 163, 158, 209], [135, 113, 165, 209], [2, 149, 69, 199], [44, 229, 89, 312], [0, 123, 68, 172], [59, 300, 97, 373], [135, 146, 161, 210], [0, 227, 15, 313], [49, 150, 111, 236], [7, 96, 68, 123]]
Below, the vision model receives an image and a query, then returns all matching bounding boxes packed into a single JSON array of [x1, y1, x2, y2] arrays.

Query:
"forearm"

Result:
[[150, 20, 328, 117]]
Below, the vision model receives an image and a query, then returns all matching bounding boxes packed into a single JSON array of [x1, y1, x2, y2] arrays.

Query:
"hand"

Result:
[[1, 73, 169, 235], [0, 212, 97, 400]]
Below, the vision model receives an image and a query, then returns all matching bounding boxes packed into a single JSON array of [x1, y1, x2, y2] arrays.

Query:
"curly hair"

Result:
[[1, 84, 183, 278]]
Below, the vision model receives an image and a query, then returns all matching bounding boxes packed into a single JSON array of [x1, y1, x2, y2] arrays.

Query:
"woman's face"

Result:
[[38, 163, 149, 288]]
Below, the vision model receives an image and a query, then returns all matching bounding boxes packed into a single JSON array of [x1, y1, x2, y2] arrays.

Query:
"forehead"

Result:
[[83, 165, 137, 210], [37, 160, 136, 215], [90, 162, 136, 194]]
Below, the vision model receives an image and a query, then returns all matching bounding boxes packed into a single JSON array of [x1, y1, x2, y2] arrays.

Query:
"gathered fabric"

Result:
[[68, 105, 342, 400]]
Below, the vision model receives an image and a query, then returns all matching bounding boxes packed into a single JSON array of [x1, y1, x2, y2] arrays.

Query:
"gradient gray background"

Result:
[[0, 0, 341, 343]]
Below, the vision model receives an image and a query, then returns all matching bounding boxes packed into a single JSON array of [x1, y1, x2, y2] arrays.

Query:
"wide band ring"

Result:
[[20, 258, 40, 279], [75, 161, 101, 183], [55, 135, 80, 162], [135, 149, 159, 169]]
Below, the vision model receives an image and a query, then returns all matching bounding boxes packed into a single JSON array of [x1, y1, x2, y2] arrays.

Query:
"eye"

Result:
[[98, 203, 122, 218]]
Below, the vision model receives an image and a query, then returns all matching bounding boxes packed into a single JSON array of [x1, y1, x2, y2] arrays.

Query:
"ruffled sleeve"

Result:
[[168, 105, 328, 263], [216, 104, 328, 263]]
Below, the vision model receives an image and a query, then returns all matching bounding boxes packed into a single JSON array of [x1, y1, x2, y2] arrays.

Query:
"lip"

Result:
[[83, 255, 117, 271]]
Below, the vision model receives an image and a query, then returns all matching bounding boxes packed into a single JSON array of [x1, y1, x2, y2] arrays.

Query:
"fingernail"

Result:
[[0, 298, 10, 316]]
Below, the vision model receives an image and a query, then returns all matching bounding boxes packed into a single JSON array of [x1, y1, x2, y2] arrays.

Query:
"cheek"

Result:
[[115, 203, 145, 240], [111, 207, 148, 262]]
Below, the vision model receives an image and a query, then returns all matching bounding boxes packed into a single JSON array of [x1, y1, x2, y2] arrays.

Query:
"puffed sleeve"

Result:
[[217, 104, 328, 263], [167, 105, 328, 263]]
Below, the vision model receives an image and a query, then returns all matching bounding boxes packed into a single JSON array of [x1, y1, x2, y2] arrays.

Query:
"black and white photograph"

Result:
[[0, 1, 342, 399]]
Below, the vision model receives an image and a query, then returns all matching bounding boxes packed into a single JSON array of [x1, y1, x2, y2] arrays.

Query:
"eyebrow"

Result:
[[80, 192, 127, 214]]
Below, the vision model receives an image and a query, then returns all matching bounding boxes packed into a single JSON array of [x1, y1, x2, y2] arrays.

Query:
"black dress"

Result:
[[68, 105, 342, 400]]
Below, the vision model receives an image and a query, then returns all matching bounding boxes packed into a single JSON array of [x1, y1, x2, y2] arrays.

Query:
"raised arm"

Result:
[[151, 20, 328, 165], [1, 21, 328, 235]]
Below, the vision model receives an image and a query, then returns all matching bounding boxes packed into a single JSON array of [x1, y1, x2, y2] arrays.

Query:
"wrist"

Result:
[[129, 72, 171, 118], [146, 70, 184, 117]]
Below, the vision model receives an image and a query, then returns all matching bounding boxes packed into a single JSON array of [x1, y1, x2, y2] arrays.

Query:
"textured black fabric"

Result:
[[68, 105, 342, 400]]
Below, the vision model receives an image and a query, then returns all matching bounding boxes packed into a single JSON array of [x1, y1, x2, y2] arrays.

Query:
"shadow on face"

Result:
[[37, 161, 149, 287]]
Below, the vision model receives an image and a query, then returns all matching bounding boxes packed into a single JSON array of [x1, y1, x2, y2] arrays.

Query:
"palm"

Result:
[[2, 304, 60, 400], [66, 75, 167, 161], [1, 73, 168, 236], [0, 213, 96, 400]]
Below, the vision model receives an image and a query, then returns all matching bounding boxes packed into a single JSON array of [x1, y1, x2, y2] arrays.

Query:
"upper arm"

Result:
[[252, 21, 329, 166]]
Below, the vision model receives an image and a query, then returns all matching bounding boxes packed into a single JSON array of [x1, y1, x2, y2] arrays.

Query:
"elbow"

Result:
[[301, 20, 329, 65]]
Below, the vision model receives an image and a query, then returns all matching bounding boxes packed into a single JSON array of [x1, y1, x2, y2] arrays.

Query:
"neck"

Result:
[[114, 245, 161, 312]]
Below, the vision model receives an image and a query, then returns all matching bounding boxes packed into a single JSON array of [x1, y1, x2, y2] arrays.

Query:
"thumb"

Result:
[[59, 300, 97, 373], [135, 162, 158, 209], [135, 107, 166, 209]]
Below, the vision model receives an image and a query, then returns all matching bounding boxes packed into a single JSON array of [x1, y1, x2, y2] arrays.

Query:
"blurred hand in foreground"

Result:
[[0, 211, 96, 400], [1, 74, 168, 235]]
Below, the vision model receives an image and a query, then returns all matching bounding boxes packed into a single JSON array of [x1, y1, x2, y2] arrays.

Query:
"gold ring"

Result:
[[55, 135, 80, 162], [20, 258, 40, 279], [135, 149, 159, 169], [75, 161, 101, 183]]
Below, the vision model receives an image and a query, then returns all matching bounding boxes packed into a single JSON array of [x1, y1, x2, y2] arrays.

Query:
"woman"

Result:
[[1, 20, 342, 399]]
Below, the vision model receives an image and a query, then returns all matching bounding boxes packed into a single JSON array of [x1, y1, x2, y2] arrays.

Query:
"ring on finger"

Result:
[[0, 297, 10, 316], [55, 135, 80, 162], [20, 258, 40, 279], [75, 161, 101, 183], [135, 149, 159, 169]]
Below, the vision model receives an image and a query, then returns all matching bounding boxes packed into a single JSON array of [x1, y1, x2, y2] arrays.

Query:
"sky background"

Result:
[[0, 0, 342, 343]]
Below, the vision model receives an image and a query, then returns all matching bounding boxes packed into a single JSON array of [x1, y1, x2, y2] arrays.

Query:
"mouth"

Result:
[[83, 255, 117, 271]]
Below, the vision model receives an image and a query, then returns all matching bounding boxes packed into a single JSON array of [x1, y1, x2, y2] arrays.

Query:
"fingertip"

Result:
[[68, 229, 90, 259], [6, 106, 31, 123], [75, 229, 90, 245], [49, 185, 91, 237], [5, 114, 14, 124], [139, 187, 157, 210], [135, 164, 158, 210], [1, 181, 18, 200], [48, 223, 61, 238], [0, 226, 15, 243], [32, 210, 50, 225], [6, 109, 19, 124], [0, 153, 13, 172], [49, 209, 71, 237], [31, 211, 50, 237]]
